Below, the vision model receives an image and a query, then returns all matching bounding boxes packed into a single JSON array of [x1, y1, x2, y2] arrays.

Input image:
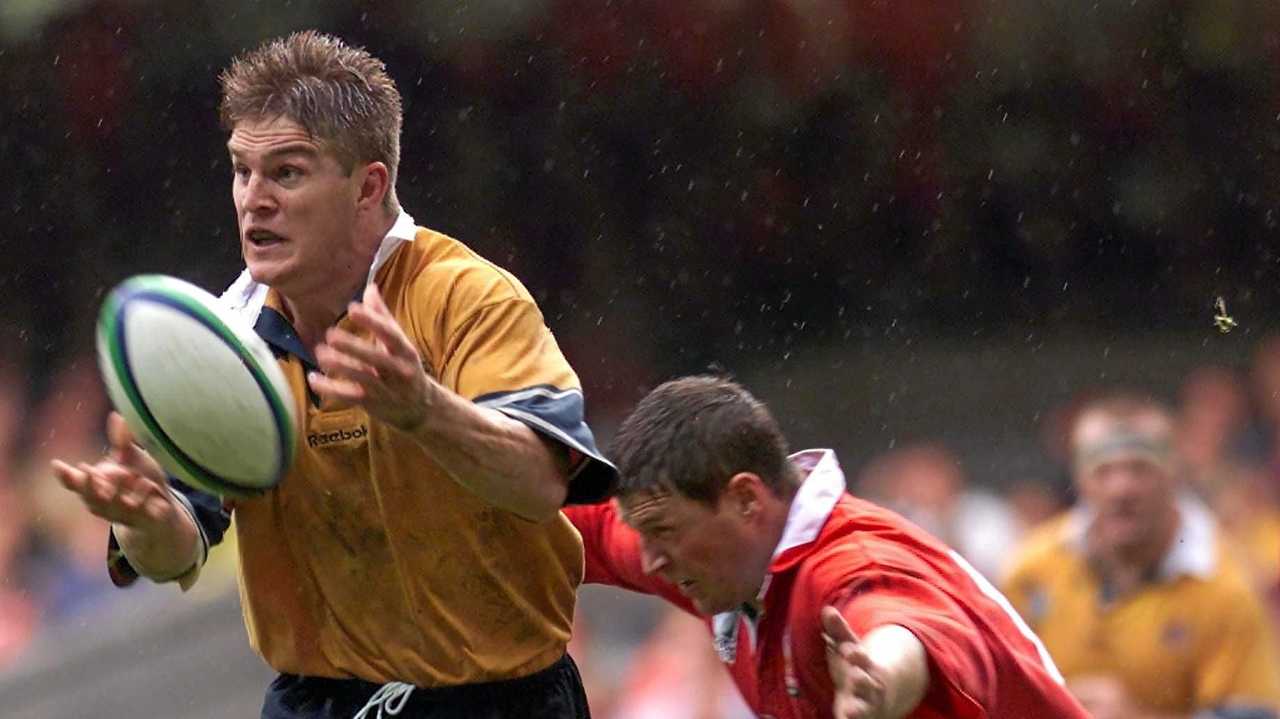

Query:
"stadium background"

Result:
[[4, 0, 1280, 716]]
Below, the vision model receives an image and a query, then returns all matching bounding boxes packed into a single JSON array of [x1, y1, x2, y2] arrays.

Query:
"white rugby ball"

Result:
[[95, 274, 297, 497]]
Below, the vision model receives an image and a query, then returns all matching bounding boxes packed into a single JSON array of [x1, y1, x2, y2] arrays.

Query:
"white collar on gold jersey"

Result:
[[1064, 493, 1217, 580], [219, 209, 418, 322], [711, 449, 845, 663]]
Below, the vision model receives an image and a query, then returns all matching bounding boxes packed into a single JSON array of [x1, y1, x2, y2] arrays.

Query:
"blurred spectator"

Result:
[[1002, 392, 1280, 718], [23, 472, 117, 622], [607, 606, 753, 719], [0, 356, 28, 485], [0, 482, 38, 670], [1177, 365, 1254, 486], [21, 356, 109, 471], [1252, 336, 1280, 479], [1004, 477, 1067, 537], [856, 443, 1016, 579], [1199, 462, 1280, 602], [16, 355, 119, 624]]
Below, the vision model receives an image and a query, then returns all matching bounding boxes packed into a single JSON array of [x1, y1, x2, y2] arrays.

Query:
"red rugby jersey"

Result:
[[566, 450, 1088, 719]]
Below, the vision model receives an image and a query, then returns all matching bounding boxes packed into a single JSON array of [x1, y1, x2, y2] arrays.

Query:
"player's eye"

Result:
[[648, 526, 674, 541], [232, 163, 250, 180], [276, 165, 304, 182]]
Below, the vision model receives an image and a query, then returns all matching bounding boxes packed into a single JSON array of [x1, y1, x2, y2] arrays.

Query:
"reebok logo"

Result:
[[307, 424, 368, 448]]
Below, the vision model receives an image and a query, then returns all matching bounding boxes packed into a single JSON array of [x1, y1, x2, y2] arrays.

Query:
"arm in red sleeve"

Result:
[[830, 571, 995, 717]]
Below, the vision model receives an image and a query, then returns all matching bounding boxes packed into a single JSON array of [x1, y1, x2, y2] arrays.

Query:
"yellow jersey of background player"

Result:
[[1001, 392, 1280, 719], [1004, 505, 1280, 715]]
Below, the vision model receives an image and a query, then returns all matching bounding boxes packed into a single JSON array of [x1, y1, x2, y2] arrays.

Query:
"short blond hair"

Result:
[[219, 31, 402, 209]]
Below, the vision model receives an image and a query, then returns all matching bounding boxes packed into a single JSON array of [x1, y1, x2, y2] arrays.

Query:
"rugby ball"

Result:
[[95, 274, 297, 498]]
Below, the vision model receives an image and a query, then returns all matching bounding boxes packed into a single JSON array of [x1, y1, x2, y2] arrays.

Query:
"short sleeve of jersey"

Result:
[[439, 296, 616, 504], [563, 501, 697, 614], [831, 570, 992, 717], [1193, 581, 1280, 714], [107, 477, 232, 588]]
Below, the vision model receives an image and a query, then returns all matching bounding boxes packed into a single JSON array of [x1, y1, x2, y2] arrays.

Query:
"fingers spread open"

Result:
[[347, 300, 415, 360], [307, 371, 368, 404], [822, 605, 860, 644], [315, 342, 380, 383], [52, 459, 88, 493]]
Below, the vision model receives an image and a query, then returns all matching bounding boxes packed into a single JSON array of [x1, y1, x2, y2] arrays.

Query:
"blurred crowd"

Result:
[[6, 0, 1280, 398]]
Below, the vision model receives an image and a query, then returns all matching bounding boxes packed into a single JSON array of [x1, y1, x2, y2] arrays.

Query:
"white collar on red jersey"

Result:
[[1064, 493, 1217, 580], [711, 449, 846, 663], [771, 449, 847, 560], [219, 209, 418, 322]]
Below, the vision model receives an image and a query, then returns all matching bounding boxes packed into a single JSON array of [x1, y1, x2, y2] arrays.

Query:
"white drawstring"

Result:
[[353, 681, 415, 719]]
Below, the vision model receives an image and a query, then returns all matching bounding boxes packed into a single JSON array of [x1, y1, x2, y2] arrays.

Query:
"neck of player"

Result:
[[287, 213, 397, 350], [1091, 504, 1180, 596]]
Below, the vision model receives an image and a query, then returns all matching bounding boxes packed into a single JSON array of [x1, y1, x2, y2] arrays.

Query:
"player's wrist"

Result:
[[113, 498, 200, 580], [400, 377, 443, 437]]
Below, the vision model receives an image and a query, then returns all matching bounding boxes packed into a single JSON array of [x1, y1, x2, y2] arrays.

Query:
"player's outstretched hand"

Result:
[[51, 412, 175, 528], [310, 283, 433, 433], [823, 605, 890, 719]]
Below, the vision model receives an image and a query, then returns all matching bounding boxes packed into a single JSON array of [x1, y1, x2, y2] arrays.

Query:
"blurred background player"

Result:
[[567, 375, 1088, 719], [854, 443, 1017, 580], [1001, 392, 1280, 719], [48, 31, 616, 719], [1175, 365, 1255, 487]]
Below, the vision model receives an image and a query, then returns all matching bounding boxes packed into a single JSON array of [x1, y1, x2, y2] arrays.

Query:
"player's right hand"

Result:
[[823, 605, 889, 719], [51, 412, 176, 528]]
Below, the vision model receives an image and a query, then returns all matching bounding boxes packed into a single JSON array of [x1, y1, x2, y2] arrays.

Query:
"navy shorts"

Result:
[[260, 654, 591, 719]]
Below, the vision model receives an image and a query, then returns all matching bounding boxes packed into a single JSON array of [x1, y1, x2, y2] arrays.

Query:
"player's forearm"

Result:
[[863, 624, 930, 718], [114, 499, 201, 581], [410, 382, 569, 521]]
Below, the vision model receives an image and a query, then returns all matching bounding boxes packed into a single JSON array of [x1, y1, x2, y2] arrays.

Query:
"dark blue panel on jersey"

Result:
[[254, 306, 318, 371], [170, 476, 233, 547], [474, 385, 618, 505]]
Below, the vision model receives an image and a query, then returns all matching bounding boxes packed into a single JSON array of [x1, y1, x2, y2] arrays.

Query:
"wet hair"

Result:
[[219, 30, 402, 209], [610, 375, 797, 505]]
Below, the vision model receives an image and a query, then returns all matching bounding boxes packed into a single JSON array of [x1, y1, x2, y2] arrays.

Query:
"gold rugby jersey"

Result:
[[109, 211, 616, 688], [1001, 501, 1280, 716]]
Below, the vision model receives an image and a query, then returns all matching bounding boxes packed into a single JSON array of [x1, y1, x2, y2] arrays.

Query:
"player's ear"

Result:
[[356, 161, 390, 211], [724, 472, 766, 520]]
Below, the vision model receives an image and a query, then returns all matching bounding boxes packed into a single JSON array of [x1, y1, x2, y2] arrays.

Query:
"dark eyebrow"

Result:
[[226, 143, 320, 161]]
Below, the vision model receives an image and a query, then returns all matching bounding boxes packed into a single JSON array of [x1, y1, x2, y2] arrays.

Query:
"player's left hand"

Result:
[[822, 605, 890, 719], [310, 283, 435, 432]]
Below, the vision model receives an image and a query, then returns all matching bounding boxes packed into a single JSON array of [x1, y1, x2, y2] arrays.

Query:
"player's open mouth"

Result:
[[247, 230, 286, 247]]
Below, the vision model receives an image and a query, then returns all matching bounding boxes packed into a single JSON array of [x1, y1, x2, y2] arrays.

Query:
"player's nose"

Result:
[[242, 173, 278, 213], [639, 541, 669, 576]]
